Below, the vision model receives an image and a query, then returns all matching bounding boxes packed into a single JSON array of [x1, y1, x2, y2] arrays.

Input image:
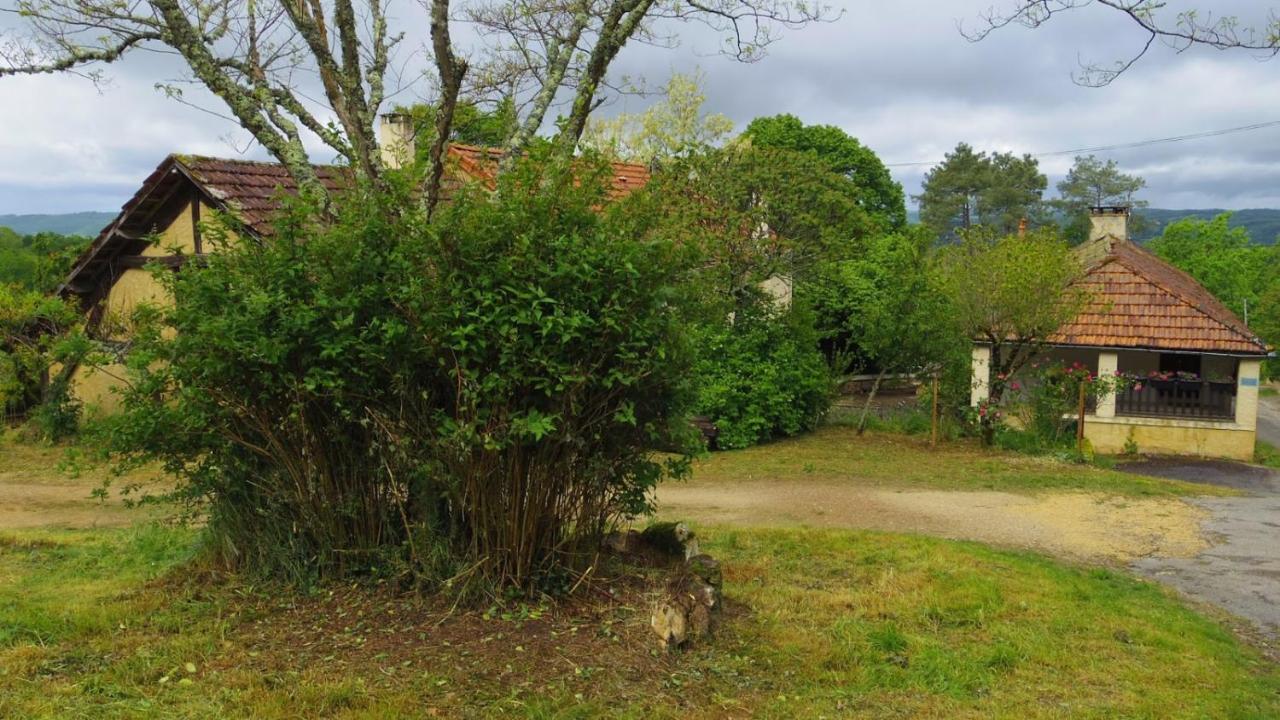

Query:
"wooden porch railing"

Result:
[[1115, 379, 1235, 421]]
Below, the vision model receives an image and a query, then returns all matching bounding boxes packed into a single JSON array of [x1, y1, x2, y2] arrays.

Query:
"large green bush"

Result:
[[102, 154, 699, 591], [0, 283, 79, 431], [692, 299, 832, 450]]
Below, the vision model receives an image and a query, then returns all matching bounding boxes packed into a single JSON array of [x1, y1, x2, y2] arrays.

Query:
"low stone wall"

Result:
[[1085, 415, 1255, 461]]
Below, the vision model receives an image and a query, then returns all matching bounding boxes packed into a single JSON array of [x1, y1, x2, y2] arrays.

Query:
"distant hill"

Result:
[[1129, 209, 1280, 244], [0, 211, 115, 237], [906, 208, 1280, 245]]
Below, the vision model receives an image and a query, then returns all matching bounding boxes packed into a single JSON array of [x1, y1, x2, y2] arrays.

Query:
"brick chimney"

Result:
[[1088, 206, 1130, 244], [379, 112, 415, 169]]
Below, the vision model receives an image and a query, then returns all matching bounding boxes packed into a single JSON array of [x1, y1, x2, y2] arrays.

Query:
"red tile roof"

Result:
[[178, 156, 349, 235], [446, 144, 650, 200], [62, 147, 651, 300], [1050, 239, 1270, 355]]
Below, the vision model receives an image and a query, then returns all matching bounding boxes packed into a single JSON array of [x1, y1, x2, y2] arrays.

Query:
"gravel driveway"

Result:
[[1122, 457, 1280, 641]]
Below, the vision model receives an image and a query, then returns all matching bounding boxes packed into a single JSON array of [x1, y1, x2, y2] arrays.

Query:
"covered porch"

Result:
[[972, 344, 1263, 460]]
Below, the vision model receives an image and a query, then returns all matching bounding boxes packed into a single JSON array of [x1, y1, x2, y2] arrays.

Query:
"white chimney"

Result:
[[379, 112, 415, 169], [1088, 206, 1130, 244]]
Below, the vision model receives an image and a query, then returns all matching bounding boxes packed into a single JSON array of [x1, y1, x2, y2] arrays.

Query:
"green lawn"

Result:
[[1, 523, 1277, 719], [693, 426, 1234, 497]]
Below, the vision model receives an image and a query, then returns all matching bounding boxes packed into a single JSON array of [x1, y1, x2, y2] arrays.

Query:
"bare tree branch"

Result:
[[964, 1, 1280, 86]]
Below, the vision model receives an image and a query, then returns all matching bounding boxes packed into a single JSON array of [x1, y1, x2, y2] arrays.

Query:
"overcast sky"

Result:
[[2, 0, 1279, 215]]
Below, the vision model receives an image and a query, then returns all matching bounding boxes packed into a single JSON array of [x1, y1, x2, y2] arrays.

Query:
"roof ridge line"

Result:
[[1108, 247, 1264, 350]]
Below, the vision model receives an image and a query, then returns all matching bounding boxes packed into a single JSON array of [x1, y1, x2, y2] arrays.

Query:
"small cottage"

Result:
[[58, 116, 652, 411], [971, 207, 1272, 460]]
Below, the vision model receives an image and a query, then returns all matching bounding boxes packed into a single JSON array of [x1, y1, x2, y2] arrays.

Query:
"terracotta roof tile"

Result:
[[1050, 240, 1270, 355], [63, 147, 651, 299]]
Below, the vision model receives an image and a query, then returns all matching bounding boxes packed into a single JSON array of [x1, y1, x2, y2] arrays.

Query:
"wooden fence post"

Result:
[[930, 374, 940, 447], [1076, 379, 1088, 452]]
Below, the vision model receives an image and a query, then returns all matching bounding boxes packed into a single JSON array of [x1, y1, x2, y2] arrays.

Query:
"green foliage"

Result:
[[1148, 212, 1280, 375], [651, 144, 877, 304], [915, 143, 1047, 240], [1148, 212, 1278, 321], [691, 300, 832, 450], [0, 230, 88, 292], [580, 70, 734, 162], [649, 144, 867, 449], [1053, 155, 1147, 243], [743, 113, 906, 229], [807, 227, 958, 375], [0, 283, 80, 425], [1009, 359, 1124, 450], [398, 99, 519, 155], [1255, 440, 1280, 469], [26, 372, 81, 441], [97, 153, 699, 590], [933, 228, 1087, 444]]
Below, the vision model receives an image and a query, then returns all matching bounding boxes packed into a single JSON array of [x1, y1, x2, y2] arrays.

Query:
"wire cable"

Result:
[[884, 118, 1280, 168]]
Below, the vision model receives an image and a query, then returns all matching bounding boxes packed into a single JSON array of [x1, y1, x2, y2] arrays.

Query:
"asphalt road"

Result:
[[1122, 455, 1280, 642], [1257, 392, 1280, 448]]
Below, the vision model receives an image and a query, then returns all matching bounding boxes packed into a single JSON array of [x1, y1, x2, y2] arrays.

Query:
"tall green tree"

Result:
[[399, 99, 519, 152], [652, 144, 870, 449], [933, 227, 1088, 444], [743, 114, 906, 229], [1054, 155, 1147, 243], [807, 227, 958, 433], [916, 143, 1046, 240], [1148, 212, 1279, 326], [580, 70, 734, 163], [983, 151, 1048, 233], [653, 144, 876, 310]]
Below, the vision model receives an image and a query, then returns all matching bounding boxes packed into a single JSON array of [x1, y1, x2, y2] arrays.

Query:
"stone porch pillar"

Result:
[[971, 345, 991, 407], [1096, 351, 1118, 418], [1236, 359, 1262, 430]]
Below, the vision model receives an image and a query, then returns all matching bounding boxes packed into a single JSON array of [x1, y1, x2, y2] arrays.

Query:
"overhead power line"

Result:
[[883, 118, 1280, 168]]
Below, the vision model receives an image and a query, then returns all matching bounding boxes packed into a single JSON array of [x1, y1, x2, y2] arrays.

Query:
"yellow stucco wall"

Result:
[[70, 199, 230, 412], [1084, 416, 1255, 461], [143, 202, 192, 256], [69, 363, 129, 416]]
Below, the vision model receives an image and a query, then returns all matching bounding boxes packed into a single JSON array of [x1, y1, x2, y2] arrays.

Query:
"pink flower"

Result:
[[1010, 381, 1022, 391]]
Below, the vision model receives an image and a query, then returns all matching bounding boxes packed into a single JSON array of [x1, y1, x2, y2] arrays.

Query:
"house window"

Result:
[[1158, 353, 1201, 376]]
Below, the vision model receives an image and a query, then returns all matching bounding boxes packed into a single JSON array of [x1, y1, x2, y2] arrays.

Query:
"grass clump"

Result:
[[692, 425, 1228, 497], [1255, 440, 1280, 469], [2, 524, 1276, 718]]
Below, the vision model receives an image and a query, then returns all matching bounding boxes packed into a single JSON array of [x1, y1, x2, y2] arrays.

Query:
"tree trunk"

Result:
[[426, 0, 466, 215], [856, 369, 888, 436]]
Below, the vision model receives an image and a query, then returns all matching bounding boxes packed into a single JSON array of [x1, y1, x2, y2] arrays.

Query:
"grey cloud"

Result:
[[2, 0, 1279, 213]]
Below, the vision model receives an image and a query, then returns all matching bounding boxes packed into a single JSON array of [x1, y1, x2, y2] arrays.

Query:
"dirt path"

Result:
[[656, 481, 1209, 564], [0, 444, 155, 530], [0, 481, 138, 529]]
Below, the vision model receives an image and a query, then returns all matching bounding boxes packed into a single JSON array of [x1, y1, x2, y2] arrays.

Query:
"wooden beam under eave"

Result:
[[116, 254, 189, 269]]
